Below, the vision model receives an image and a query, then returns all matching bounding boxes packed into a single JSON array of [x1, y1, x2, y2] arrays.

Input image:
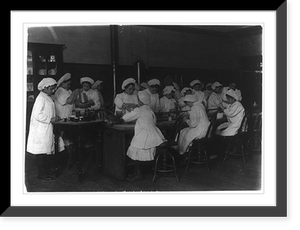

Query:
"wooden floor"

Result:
[[24, 146, 261, 192]]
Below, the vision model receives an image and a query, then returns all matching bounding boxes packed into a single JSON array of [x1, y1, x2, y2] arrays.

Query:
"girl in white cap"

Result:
[[122, 90, 166, 181], [27, 78, 65, 180], [75, 77, 100, 110], [159, 85, 177, 112], [178, 87, 193, 111], [92, 80, 104, 108], [190, 79, 205, 104], [207, 81, 224, 117], [215, 89, 245, 136], [178, 94, 210, 155], [144, 78, 161, 112], [55, 73, 79, 119], [114, 78, 139, 116]]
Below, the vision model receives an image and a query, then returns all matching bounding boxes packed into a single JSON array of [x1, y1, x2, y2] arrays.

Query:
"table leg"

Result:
[[76, 134, 83, 181], [53, 127, 60, 177], [96, 130, 102, 173]]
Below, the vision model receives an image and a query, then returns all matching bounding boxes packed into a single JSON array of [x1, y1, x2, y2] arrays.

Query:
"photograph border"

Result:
[[5, 2, 287, 217]]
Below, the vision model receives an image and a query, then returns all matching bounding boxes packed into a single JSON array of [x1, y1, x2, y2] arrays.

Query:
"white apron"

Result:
[[178, 103, 210, 155], [27, 92, 64, 155], [122, 105, 166, 161]]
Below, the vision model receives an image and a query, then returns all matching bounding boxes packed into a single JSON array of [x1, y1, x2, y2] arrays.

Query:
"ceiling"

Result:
[[142, 25, 262, 37]]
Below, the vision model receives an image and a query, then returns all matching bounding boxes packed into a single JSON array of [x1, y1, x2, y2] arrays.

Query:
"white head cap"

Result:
[[183, 94, 197, 103], [38, 78, 57, 91], [138, 90, 151, 105], [226, 89, 239, 100], [211, 81, 222, 90], [121, 78, 136, 90], [163, 85, 175, 95], [190, 79, 201, 87], [80, 77, 94, 85], [148, 78, 161, 86], [57, 73, 71, 87]]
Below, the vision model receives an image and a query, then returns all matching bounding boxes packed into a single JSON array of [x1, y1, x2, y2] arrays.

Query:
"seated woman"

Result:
[[178, 87, 193, 111], [143, 78, 161, 112], [190, 79, 205, 104], [114, 78, 139, 116], [215, 89, 245, 136], [122, 90, 166, 181], [178, 94, 210, 155], [207, 81, 224, 117], [75, 77, 101, 110], [159, 85, 177, 112]]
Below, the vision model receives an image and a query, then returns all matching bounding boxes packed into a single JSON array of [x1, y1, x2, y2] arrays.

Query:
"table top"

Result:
[[110, 120, 175, 131], [53, 119, 105, 126]]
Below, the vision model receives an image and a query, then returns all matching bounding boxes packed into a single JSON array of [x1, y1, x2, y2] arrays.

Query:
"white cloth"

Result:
[[54, 87, 74, 118], [92, 80, 103, 89], [114, 92, 138, 114], [37, 78, 57, 91], [216, 101, 245, 136], [27, 92, 64, 155], [178, 103, 210, 155], [221, 86, 242, 101], [159, 96, 176, 112], [122, 105, 165, 161], [143, 88, 160, 112]]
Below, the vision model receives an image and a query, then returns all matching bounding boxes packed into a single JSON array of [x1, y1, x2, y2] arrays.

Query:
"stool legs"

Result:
[[152, 150, 180, 183]]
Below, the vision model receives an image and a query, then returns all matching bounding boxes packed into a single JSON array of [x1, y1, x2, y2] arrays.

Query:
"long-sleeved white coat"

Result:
[[27, 92, 64, 155]]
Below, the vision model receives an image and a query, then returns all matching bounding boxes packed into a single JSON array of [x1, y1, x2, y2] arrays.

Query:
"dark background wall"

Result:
[[27, 25, 262, 109]]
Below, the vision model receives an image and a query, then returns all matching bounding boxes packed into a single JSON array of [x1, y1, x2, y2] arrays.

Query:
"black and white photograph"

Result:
[[24, 24, 263, 192], [7, 6, 289, 221]]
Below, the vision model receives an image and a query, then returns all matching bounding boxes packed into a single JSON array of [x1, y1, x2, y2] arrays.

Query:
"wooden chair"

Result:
[[245, 108, 262, 153], [220, 110, 250, 163], [152, 113, 186, 182], [184, 112, 218, 172]]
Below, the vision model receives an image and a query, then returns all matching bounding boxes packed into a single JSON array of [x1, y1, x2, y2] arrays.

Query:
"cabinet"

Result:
[[27, 42, 65, 100], [26, 42, 65, 140]]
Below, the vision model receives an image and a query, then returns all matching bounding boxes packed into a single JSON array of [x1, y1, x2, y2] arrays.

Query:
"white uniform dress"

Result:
[[178, 103, 210, 155], [159, 96, 176, 112], [54, 87, 74, 146], [54, 87, 74, 118], [27, 92, 64, 155], [193, 89, 205, 104], [122, 105, 166, 161], [207, 92, 223, 111], [114, 92, 138, 114], [216, 101, 245, 136], [144, 88, 160, 112]]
